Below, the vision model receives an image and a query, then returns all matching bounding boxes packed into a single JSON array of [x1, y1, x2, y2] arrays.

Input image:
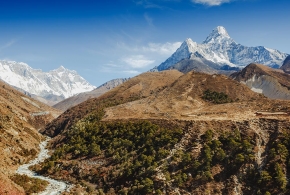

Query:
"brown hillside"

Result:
[[36, 70, 290, 195], [0, 81, 61, 194], [53, 78, 129, 111], [104, 71, 289, 121], [232, 63, 290, 88], [231, 63, 290, 100], [41, 70, 183, 137]]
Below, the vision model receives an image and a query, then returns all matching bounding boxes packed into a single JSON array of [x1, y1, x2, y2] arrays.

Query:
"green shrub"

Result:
[[202, 89, 232, 104]]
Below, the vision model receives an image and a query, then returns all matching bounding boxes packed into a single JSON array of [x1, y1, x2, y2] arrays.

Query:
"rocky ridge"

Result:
[[231, 63, 290, 100], [280, 55, 290, 73]]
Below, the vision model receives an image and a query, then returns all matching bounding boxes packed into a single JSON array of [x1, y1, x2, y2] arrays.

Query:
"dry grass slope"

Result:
[[0, 81, 61, 194], [41, 70, 183, 137]]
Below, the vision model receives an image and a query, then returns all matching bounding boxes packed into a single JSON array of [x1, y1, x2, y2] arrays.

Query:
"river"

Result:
[[16, 137, 71, 195]]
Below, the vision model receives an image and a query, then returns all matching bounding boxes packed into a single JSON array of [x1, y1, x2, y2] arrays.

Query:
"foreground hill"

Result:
[[0, 80, 61, 194], [41, 70, 183, 137], [53, 78, 129, 112], [35, 69, 290, 194], [104, 71, 272, 121], [231, 63, 290, 100]]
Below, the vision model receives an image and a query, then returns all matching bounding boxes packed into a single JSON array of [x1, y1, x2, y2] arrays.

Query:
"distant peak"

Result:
[[58, 65, 66, 70], [203, 26, 232, 44], [182, 38, 197, 47], [182, 38, 193, 46], [54, 65, 70, 72], [215, 26, 229, 36], [185, 38, 193, 42]]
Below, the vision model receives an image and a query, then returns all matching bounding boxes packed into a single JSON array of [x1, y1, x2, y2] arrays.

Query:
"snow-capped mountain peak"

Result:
[[203, 26, 233, 44], [155, 26, 288, 72], [0, 60, 96, 104]]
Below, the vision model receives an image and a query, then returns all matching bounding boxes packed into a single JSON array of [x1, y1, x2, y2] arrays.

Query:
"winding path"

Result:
[[16, 137, 71, 195]]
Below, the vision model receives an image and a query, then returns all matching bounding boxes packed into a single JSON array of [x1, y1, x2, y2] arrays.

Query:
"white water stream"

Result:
[[16, 137, 71, 195]]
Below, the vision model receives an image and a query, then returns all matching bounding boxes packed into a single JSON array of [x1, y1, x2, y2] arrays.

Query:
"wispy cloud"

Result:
[[142, 42, 182, 55], [116, 41, 182, 56], [191, 0, 231, 6], [144, 13, 154, 27], [122, 55, 155, 68], [0, 39, 17, 51]]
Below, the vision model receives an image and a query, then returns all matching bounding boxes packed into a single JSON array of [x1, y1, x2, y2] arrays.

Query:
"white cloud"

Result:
[[115, 41, 182, 56], [123, 70, 141, 74], [122, 55, 155, 68], [192, 0, 231, 6], [142, 42, 182, 55]]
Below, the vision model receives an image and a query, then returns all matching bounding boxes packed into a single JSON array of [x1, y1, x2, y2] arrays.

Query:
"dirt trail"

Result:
[[16, 137, 72, 195], [250, 121, 269, 170]]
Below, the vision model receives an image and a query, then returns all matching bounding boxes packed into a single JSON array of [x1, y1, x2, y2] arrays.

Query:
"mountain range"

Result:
[[2, 26, 290, 194], [152, 26, 288, 73], [0, 61, 96, 105]]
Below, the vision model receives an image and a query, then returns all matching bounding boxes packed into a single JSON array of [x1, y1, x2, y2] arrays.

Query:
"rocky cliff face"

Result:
[[231, 63, 290, 100]]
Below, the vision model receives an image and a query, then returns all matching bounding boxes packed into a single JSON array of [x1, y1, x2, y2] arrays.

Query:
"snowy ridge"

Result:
[[0, 61, 95, 99], [155, 26, 288, 71]]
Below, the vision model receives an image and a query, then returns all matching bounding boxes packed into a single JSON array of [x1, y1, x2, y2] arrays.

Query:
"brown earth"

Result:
[[0, 81, 61, 194], [53, 78, 129, 111], [41, 70, 184, 137], [103, 71, 290, 122]]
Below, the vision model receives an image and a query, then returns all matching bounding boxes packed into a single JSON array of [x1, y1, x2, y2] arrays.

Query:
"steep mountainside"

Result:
[[0, 80, 61, 194], [152, 26, 288, 72], [35, 69, 290, 194], [167, 52, 238, 75], [231, 63, 290, 100], [0, 61, 95, 105], [53, 78, 129, 111], [280, 55, 290, 73]]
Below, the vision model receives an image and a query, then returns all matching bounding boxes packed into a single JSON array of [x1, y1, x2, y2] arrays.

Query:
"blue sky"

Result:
[[0, 0, 289, 86]]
